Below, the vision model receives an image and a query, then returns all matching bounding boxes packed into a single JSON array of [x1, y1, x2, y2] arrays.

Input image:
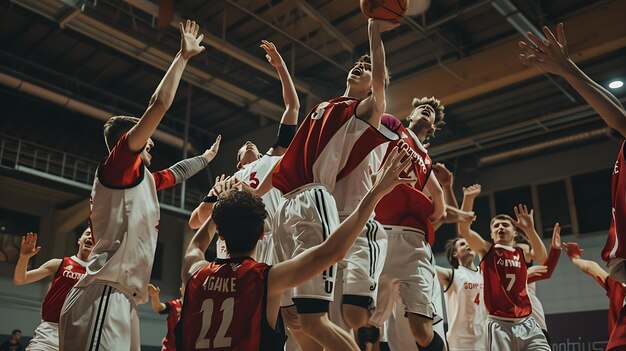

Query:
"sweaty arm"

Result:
[[14, 258, 61, 285]]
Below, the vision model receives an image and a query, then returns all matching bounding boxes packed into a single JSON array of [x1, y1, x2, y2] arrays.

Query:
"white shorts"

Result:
[[486, 316, 550, 351], [370, 226, 442, 323], [26, 321, 58, 351], [342, 219, 387, 300], [59, 283, 140, 351], [272, 186, 340, 306]]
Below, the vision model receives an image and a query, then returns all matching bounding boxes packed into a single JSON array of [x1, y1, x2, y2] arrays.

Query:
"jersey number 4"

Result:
[[196, 298, 234, 348]]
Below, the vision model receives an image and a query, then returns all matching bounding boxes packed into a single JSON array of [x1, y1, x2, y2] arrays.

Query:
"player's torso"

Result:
[[235, 155, 283, 225], [272, 97, 382, 194], [480, 245, 531, 319], [603, 141, 626, 262], [79, 166, 160, 303], [179, 258, 269, 351], [162, 299, 183, 350], [606, 277, 626, 331], [41, 256, 88, 323], [445, 267, 486, 349]]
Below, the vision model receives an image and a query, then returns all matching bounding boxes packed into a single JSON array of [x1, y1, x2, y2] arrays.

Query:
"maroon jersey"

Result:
[[604, 277, 626, 335], [272, 97, 380, 194], [603, 141, 626, 263], [374, 114, 435, 244], [175, 257, 285, 351], [480, 245, 531, 319], [161, 299, 182, 351], [41, 256, 87, 323]]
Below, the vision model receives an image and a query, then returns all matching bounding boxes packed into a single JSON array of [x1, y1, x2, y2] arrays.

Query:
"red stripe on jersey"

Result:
[[41, 256, 87, 323], [162, 299, 182, 351], [605, 277, 626, 335], [177, 257, 271, 351], [336, 125, 391, 181], [272, 97, 359, 194], [603, 141, 626, 262], [480, 245, 532, 319]]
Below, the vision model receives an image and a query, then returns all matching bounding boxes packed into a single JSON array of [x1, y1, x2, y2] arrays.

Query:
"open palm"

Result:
[[180, 20, 205, 60]]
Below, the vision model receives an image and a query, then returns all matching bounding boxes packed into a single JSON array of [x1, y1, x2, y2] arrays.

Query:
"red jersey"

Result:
[[603, 141, 626, 264], [604, 277, 626, 334], [480, 245, 531, 319], [41, 256, 87, 323], [175, 257, 285, 351], [272, 97, 380, 194], [161, 299, 182, 351], [374, 115, 435, 244]]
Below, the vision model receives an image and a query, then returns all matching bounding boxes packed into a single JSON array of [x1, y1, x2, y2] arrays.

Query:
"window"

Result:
[[572, 169, 612, 234], [151, 242, 164, 280], [537, 180, 572, 237], [494, 186, 533, 217]]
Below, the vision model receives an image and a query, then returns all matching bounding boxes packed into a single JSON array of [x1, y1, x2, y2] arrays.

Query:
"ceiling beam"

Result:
[[295, 0, 354, 53], [386, 0, 626, 118]]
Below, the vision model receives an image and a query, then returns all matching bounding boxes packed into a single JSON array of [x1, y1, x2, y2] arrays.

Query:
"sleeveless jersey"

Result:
[[444, 266, 486, 351], [272, 97, 378, 194], [175, 257, 285, 351], [41, 255, 88, 323], [480, 245, 531, 319], [602, 141, 626, 264], [76, 164, 160, 304], [374, 115, 435, 244], [162, 299, 182, 351], [234, 154, 283, 220], [527, 282, 547, 330], [605, 277, 626, 333]]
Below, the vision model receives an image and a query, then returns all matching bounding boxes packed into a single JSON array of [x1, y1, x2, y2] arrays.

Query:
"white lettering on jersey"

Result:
[[62, 265, 85, 280], [203, 276, 237, 293], [615, 160, 620, 175], [397, 139, 427, 174], [496, 257, 521, 268]]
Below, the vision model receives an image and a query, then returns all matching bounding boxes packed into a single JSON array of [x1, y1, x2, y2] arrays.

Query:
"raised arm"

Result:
[[564, 242, 609, 287], [425, 172, 446, 222], [514, 204, 547, 263], [457, 184, 491, 258], [432, 163, 459, 208], [126, 20, 205, 152], [189, 174, 228, 229], [13, 232, 61, 285], [260, 40, 300, 156], [528, 224, 562, 283], [268, 147, 413, 293], [435, 265, 454, 291], [148, 284, 167, 313], [519, 23, 626, 137]]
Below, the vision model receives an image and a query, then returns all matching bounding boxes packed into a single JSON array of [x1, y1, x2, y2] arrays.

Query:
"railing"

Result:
[[0, 133, 203, 212]]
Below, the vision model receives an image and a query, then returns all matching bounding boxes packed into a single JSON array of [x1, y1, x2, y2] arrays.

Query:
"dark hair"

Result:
[[412, 96, 445, 137], [212, 190, 267, 255], [355, 54, 390, 88], [490, 214, 515, 228], [103, 116, 140, 151], [444, 237, 462, 269], [11, 330, 21, 335]]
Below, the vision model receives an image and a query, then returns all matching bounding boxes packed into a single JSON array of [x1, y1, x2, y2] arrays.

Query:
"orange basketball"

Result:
[[360, 0, 408, 23]]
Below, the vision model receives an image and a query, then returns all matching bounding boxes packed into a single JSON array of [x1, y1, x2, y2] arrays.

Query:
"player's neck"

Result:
[[77, 250, 90, 261], [410, 125, 430, 142], [343, 86, 369, 100]]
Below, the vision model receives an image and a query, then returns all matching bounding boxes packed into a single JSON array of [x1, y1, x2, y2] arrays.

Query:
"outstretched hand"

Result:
[[260, 40, 284, 68], [527, 265, 548, 280], [371, 146, 416, 197], [148, 283, 160, 297], [20, 232, 41, 259], [180, 19, 205, 60], [550, 223, 561, 249], [513, 204, 535, 232], [518, 23, 573, 77], [432, 163, 453, 187], [563, 242, 584, 260], [202, 135, 221, 162], [462, 184, 481, 198]]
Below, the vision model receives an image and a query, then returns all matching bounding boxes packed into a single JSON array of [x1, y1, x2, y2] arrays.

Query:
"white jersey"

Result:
[[233, 154, 283, 216], [76, 166, 160, 304], [444, 266, 487, 351], [528, 282, 547, 330]]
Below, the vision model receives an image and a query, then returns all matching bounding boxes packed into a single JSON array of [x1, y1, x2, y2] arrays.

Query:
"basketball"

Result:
[[360, 0, 408, 23]]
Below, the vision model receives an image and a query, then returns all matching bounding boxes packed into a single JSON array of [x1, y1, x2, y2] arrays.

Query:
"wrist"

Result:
[[178, 51, 190, 62]]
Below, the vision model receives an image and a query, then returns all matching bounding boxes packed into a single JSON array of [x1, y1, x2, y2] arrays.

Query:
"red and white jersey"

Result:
[[176, 257, 285, 351], [272, 97, 382, 194], [41, 255, 87, 323], [76, 133, 176, 304], [604, 277, 626, 333], [480, 245, 531, 319], [374, 115, 435, 244], [603, 141, 626, 264], [161, 299, 182, 351], [444, 266, 486, 350], [234, 154, 283, 219]]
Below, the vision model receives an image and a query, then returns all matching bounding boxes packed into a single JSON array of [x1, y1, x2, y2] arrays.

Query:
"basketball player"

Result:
[[188, 40, 299, 265], [367, 99, 447, 351], [518, 23, 626, 284], [175, 147, 414, 351], [58, 21, 220, 351], [269, 18, 397, 351], [457, 184, 550, 350], [563, 242, 626, 350], [147, 283, 182, 351], [13, 230, 91, 351]]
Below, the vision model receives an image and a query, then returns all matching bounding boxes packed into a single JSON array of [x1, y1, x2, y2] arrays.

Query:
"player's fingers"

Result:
[[526, 32, 547, 51], [397, 154, 413, 174], [542, 26, 559, 48], [399, 176, 417, 184], [194, 21, 199, 37], [185, 19, 190, 33], [179, 22, 184, 35], [197, 34, 204, 43], [557, 22, 566, 46]]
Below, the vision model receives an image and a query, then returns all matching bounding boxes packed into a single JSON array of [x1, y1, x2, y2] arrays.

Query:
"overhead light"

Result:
[[609, 80, 624, 89]]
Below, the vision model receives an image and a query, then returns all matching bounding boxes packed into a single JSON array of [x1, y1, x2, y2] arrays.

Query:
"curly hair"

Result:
[[444, 237, 462, 269], [412, 97, 446, 137], [103, 116, 139, 151], [355, 54, 390, 88], [212, 190, 267, 255]]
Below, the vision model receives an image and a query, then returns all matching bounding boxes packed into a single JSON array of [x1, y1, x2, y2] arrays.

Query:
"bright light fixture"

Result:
[[609, 80, 624, 89]]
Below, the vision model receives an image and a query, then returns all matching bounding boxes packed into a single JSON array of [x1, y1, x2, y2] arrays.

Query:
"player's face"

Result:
[[490, 219, 516, 245], [140, 138, 154, 167], [346, 61, 372, 92], [78, 228, 94, 252], [407, 104, 436, 134], [454, 238, 475, 261], [237, 141, 260, 167]]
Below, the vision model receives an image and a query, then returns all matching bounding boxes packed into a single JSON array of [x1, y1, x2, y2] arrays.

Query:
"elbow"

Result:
[[13, 278, 24, 285], [149, 94, 171, 112]]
